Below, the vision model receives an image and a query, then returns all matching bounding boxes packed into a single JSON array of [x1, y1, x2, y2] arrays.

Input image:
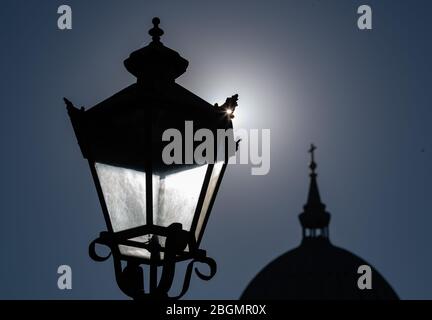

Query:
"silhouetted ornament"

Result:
[[124, 17, 188, 81], [241, 145, 398, 300]]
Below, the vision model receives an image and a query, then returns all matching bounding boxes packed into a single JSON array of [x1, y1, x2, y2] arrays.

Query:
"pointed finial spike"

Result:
[[308, 143, 316, 158], [149, 17, 164, 42], [308, 143, 317, 174], [298, 143, 330, 236]]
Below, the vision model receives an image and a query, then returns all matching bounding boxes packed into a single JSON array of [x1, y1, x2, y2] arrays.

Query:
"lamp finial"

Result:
[[149, 17, 164, 42]]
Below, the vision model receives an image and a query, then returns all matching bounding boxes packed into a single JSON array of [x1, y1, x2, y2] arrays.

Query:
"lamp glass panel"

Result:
[[152, 164, 208, 231], [95, 162, 209, 259], [95, 162, 151, 258], [194, 161, 224, 240]]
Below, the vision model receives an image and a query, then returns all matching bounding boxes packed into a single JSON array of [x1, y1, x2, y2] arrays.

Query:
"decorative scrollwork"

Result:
[[172, 255, 217, 300], [88, 237, 112, 262], [87, 225, 217, 300]]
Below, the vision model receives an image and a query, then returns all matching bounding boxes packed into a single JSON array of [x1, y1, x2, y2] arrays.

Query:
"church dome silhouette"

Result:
[[241, 145, 398, 300]]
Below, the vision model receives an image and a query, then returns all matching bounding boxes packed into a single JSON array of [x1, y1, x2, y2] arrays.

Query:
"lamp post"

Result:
[[65, 17, 238, 300]]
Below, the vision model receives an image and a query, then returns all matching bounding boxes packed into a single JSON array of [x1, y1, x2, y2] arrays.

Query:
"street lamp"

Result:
[[65, 17, 238, 300]]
